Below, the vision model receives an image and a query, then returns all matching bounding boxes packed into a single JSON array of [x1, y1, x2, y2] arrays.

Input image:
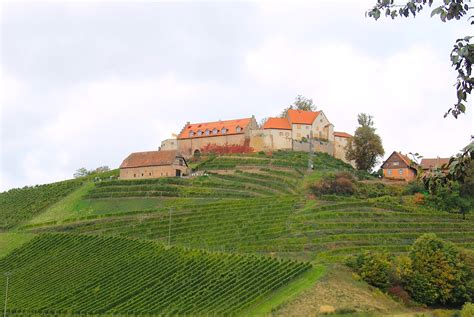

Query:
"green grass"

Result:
[[242, 264, 327, 316], [0, 234, 310, 316], [0, 232, 36, 259]]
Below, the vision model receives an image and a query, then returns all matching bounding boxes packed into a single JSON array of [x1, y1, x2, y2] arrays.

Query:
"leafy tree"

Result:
[[367, 0, 473, 119], [73, 168, 89, 178], [345, 113, 385, 172], [280, 95, 317, 117], [354, 251, 392, 289], [93, 166, 110, 174], [400, 234, 473, 306]]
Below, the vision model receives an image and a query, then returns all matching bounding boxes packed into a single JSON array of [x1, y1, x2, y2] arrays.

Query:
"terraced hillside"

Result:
[[2, 151, 473, 316], [0, 234, 310, 316], [28, 198, 474, 261]]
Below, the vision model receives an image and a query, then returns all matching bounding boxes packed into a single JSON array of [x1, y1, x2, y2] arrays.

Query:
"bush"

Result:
[[354, 251, 392, 290], [310, 172, 355, 196], [404, 181, 426, 195], [461, 302, 474, 317], [402, 234, 473, 306]]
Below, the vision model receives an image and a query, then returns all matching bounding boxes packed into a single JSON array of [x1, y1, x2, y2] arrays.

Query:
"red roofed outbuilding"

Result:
[[120, 150, 188, 179]]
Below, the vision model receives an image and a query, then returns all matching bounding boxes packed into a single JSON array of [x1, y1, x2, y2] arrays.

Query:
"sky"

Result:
[[0, 0, 473, 191]]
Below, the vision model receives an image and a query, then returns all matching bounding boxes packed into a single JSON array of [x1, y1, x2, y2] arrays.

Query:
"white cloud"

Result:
[[245, 37, 473, 161]]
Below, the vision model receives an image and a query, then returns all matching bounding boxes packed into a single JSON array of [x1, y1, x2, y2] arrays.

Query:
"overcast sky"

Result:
[[0, 0, 472, 191]]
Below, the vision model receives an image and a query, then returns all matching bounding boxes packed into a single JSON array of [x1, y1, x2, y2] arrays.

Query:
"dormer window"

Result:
[[236, 126, 242, 133], [197, 130, 202, 136], [213, 128, 218, 135], [205, 129, 210, 136], [221, 128, 227, 134], [189, 131, 194, 137]]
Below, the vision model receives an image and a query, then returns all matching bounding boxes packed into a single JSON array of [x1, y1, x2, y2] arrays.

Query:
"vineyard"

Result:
[[0, 180, 82, 230], [2, 150, 474, 315], [0, 234, 310, 316], [26, 199, 474, 261]]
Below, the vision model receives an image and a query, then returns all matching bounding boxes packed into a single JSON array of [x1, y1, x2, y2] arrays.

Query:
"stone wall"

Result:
[[120, 164, 189, 180]]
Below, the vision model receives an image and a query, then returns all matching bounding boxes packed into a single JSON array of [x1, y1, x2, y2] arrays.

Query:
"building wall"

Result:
[[160, 139, 178, 151], [291, 124, 312, 141], [120, 164, 188, 180], [250, 129, 292, 151], [383, 167, 416, 181], [177, 134, 248, 158], [334, 136, 354, 166]]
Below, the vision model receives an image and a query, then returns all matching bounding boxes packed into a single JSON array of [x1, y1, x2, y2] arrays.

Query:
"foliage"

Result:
[[461, 302, 474, 317], [404, 181, 426, 195], [74, 166, 111, 179], [353, 251, 392, 289], [366, 0, 473, 118], [280, 95, 317, 117], [424, 181, 472, 219], [200, 143, 254, 155], [309, 172, 356, 196], [401, 234, 473, 306], [346, 113, 385, 172], [0, 234, 310, 315]]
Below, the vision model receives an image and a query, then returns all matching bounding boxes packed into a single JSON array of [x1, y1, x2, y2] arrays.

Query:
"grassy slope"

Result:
[[243, 264, 327, 316], [0, 232, 36, 259]]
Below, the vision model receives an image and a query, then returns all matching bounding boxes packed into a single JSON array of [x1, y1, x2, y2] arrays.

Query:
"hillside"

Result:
[[1, 151, 473, 316]]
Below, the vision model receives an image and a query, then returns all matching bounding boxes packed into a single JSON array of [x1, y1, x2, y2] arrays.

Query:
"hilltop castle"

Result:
[[160, 109, 353, 165]]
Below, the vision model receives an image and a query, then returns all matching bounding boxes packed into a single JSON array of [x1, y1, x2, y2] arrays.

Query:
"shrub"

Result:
[[461, 302, 474, 317], [404, 181, 426, 195], [354, 251, 392, 290], [403, 234, 473, 306], [310, 172, 355, 196]]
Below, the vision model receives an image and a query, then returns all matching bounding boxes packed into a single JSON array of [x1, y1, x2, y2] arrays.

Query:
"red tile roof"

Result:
[[420, 158, 450, 170], [120, 150, 184, 168], [287, 109, 321, 125], [263, 117, 291, 130], [334, 132, 352, 138], [178, 118, 252, 139]]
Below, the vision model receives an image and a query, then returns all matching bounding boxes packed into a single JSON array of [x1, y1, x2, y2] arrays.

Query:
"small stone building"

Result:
[[119, 150, 188, 180], [381, 151, 417, 181]]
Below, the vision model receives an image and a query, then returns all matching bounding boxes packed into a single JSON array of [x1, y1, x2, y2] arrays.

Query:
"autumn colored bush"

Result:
[[200, 143, 254, 155], [310, 172, 355, 196]]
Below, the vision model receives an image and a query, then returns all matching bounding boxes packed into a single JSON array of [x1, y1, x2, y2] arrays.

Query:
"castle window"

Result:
[[149, 172, 152, 176], [306, 125, 309, 130], [134, 174, 136, 177], [279, 132, 283, 136], [213, 128, 218, 134], [221, 128, 227, 134], [189, 131, 194, 137], [197, 130, 202, 136], [236, 126, 241, 133], [142, 173, 144, 176], [205, 129, 210, 136]]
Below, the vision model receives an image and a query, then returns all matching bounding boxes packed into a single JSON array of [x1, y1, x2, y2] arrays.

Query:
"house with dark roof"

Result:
[[119, 150, 188, 180], [381, 151, 418, 181], [420, 157, 450, 173]]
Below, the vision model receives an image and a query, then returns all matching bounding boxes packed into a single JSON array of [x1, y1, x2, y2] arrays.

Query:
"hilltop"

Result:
[[1, 151, 473, 316]]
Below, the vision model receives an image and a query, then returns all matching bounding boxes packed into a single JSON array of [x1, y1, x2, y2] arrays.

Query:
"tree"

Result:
[[400, 234, 473, 306], [73, 168, 89, 178], [345, 113, 385, 171], [280, 95, 317, 117], [367, 0, 473, 119]]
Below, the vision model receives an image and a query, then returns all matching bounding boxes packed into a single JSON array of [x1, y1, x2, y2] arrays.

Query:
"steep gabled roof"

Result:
[[381, 151, 417, 170], [334, 132, 352, 138], [420, 158, 450, 170], [178, 117, 252, 139], [287, 109, 321, 125], [263, 117, 291, 130], [120, 150, 185, 168]]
